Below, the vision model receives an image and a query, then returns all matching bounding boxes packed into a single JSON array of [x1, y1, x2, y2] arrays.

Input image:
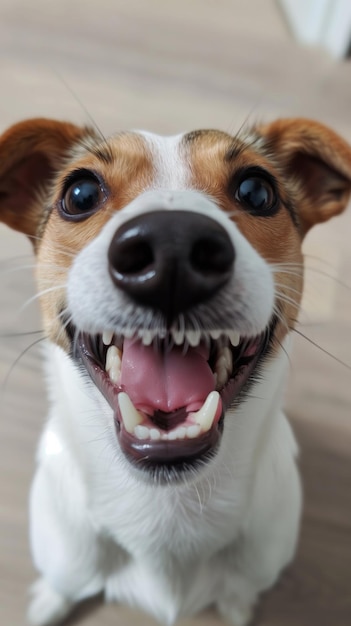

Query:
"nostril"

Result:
[[112, 240, 154, 275], [190, 235, 234, 274], [108, 210, 235, 321]]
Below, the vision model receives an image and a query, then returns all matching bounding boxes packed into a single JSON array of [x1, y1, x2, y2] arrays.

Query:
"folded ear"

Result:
[[0, 118, 89, 239], [258, 118, 351, 235]]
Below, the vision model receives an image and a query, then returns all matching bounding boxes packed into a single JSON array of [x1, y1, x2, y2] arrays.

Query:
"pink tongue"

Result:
[[121, 338, 215, 413]]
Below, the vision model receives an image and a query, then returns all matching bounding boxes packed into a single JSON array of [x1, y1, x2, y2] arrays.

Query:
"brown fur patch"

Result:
[[36, 132, 154, 348], [183, 129, 304, 350]]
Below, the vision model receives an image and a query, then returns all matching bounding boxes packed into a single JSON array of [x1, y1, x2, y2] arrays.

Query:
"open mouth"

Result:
[[72, 322, 275, 474]]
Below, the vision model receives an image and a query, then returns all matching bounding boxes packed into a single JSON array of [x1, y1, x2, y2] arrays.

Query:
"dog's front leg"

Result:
[[27, 432, 106, 626], [216, 414, 302, 626]]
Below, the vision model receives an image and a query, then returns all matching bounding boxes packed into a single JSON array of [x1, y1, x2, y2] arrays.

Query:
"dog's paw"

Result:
[[28, 578, 74, 626], [217, 597, 253, 626]]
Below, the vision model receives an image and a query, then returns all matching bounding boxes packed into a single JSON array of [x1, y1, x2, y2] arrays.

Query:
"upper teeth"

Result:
[[133, 328, 241, 348], [215, 346, 233, 390], [228, 331, 240, 347], [102, 328, 241, 349], [117, 391, 220, 442], [106, 345, 122, 384], [103, 330, 114, 346]]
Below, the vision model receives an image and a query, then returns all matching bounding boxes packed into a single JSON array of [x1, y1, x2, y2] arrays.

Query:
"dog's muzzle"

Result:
[[70, 208, 274, 479]]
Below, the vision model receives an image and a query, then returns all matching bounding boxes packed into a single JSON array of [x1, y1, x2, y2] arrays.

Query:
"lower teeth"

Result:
[[118, 391, 220, 441]]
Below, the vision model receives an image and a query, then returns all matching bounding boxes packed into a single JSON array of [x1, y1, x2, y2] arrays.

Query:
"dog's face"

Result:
[[1, 118, 350, 478]]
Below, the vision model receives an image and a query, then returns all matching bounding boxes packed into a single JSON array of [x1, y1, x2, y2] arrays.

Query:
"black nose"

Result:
[[108, 210, 235, 322]]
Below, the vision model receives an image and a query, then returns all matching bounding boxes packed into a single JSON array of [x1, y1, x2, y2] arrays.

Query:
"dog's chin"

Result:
[[69, 319, 276, 481]]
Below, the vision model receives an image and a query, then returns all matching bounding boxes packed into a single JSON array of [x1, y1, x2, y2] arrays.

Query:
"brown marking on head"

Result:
[[184, 121, 351, 347], [36, 132, 154, 347], [0, 118, 94, 242]]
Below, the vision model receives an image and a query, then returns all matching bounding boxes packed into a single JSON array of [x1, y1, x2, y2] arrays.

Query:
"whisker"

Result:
[[1, 336, 46, 390], [52, 69, 114, 165], [291, 327, 351, 370], [275, 292, 300, 308], [19, 285, 66, 313], [0, 329, 44, 338], [28, 235, 77, 259]]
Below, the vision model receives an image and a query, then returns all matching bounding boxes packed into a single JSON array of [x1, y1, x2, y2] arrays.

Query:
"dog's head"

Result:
[[1, 118, 350, 478]]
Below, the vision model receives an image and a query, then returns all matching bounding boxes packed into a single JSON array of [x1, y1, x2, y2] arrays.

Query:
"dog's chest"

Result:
[[104, 541, 225, 624], [88, 472, 245, 558], [88, 477, 244, 623]]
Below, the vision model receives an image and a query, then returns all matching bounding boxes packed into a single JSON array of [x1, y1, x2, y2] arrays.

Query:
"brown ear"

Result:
[[258, 118, 351, 235], [0, 118, 89, 239]]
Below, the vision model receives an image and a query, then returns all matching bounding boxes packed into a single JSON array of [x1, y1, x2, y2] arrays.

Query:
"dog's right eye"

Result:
[[60, 172, 106, 219]]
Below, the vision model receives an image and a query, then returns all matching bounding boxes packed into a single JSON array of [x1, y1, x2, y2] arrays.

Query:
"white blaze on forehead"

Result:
[[138, 131, 189, 190]]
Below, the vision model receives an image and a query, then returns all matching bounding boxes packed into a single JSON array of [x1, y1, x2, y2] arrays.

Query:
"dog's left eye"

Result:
[[61, 174, 106, 219], [234, 171, 278, 216]]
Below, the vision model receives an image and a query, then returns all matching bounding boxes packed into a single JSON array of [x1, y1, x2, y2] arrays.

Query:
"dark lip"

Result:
[[70, 318, 276, 476]]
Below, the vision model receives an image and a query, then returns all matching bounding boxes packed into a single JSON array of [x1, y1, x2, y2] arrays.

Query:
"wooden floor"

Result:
[[0, 1, 350, 625]]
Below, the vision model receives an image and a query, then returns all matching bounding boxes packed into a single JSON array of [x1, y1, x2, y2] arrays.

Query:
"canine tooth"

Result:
[[109, 365, 121, 384], [194, 391, 220, 432], [118, 392, 144, 434], [106, 345, 122, 383], [102, 330, 114, 346], [228, 331, 240, 347], [186, 424, 201, 439], [185, 330, 201, 347], [134, 425, 150, 440], [150, 428, 161, 441]]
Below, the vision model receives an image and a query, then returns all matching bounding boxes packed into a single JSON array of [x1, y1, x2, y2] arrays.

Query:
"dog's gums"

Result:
[[74, 325, 273, 470]]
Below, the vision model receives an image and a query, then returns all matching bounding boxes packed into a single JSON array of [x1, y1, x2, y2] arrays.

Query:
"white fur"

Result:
[[28, 133, 301, 626]]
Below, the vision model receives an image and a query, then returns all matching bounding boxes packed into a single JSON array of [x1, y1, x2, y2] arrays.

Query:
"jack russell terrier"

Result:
[[0, 117, 350, 626]]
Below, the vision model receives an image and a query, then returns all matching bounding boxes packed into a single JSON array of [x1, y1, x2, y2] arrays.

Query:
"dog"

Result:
[[0, 117, 350, 626]]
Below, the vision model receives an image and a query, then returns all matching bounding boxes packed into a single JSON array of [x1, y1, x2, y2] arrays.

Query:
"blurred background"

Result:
[[0, 1, 350, 625]]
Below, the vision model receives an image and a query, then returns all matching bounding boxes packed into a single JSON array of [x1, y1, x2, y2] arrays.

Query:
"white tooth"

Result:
[[215, 367, 228, 390], [167, 429, 179, 440], [150, 428, 161, 441], [118, 392, 144, 434], [210, 329, 222, 340], [134, 425, 150, 440], [186, 424, 201, 439], [185, 330, 201, 347], [228, 331, 240, 347], [216, 347, 233, 373], [109, 364, 121, 384], [194, 391, 220, 432], [102, 330, 114, 346], [175, 426, 187, 439], [124, 327, 135, 338], [140, 330, 154, 346], [106, 345, 122, 382], [172, 329, 184, 345]]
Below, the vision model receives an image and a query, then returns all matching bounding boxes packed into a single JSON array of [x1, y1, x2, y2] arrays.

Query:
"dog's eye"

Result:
[[61, 174, 105, 219], [235, 173, 278, 216]]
